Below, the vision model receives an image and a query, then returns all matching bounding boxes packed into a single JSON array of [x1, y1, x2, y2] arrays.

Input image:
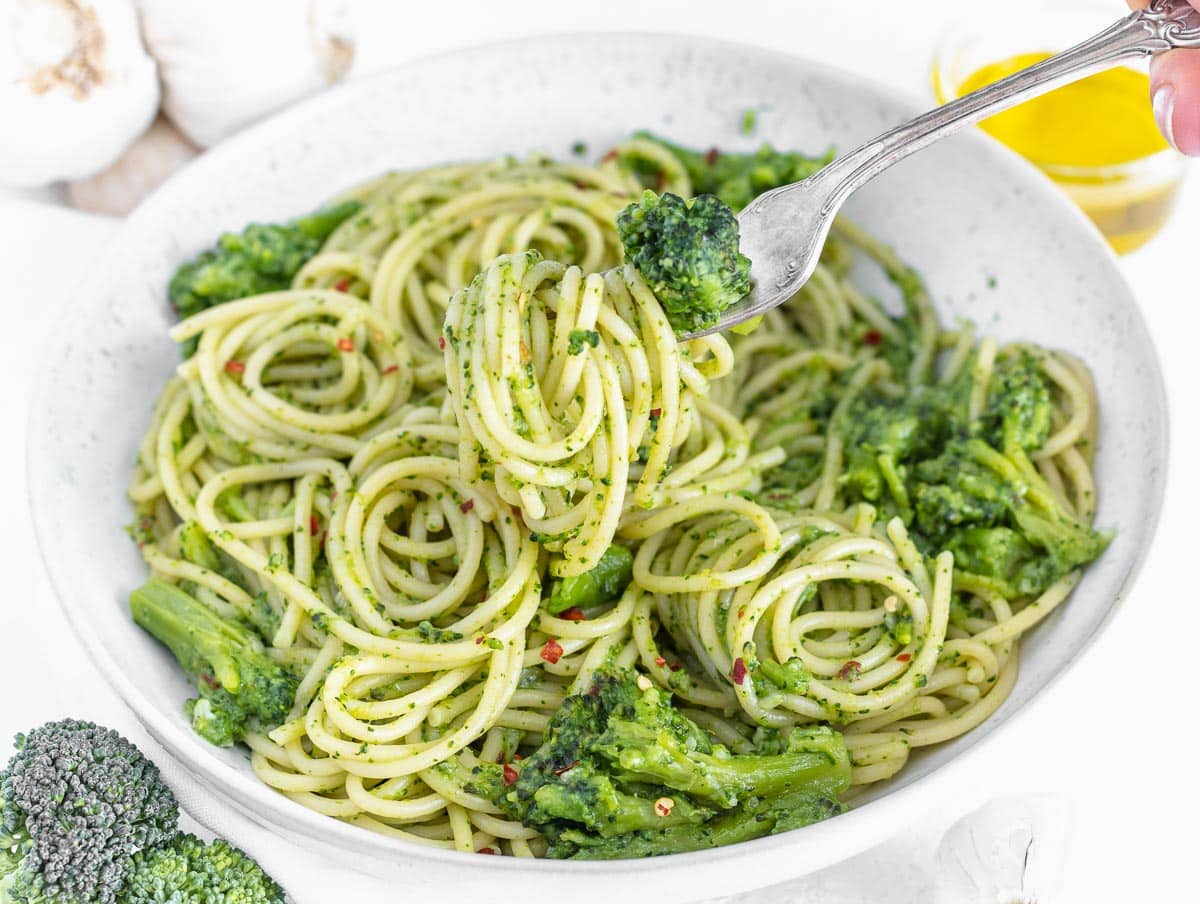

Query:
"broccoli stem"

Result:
[[602, 720, 849, 809], [130, 579, 297, 746], [545, 545, 634, 614]]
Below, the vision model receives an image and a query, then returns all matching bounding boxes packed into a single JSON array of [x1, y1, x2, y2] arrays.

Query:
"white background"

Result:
[[2, 1, 1195, 901]]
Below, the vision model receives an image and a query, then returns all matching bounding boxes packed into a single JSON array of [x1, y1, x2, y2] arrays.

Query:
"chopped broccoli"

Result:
[[633, 132, 834, 212], [168, 200, 360, 355], [468, 669, 849, 858], [544, 546, 634, 614], [0, 720, 178, 903], [123, 834, 284, 904], [913, 438, 1109, 596], [831, 350, 1108, 597], [129, 579, 299, 747], [617, 190, 751, 333]]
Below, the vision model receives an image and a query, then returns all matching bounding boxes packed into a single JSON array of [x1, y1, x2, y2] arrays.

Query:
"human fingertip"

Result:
[[1152, 82, 1179, 151]]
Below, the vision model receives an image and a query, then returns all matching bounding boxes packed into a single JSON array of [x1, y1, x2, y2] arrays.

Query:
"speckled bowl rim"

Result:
[[26, 31, 1168, 896]]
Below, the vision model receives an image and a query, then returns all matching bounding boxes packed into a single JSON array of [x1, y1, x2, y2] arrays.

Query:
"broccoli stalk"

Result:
[[129, 579, 298, 747], [616, 190, 751, 334], [556, 788, 845, 859], [596, 718, 845, 809], [168, 200, 361, 355], [544, 545, 634, 614], [469, 670, 849, 859], [123, 834, 284, 904], [0, 721, 179, 903]]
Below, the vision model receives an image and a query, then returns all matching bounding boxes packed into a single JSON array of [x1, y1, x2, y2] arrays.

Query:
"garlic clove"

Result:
[[0, 0, 160, 187], [67, 114, 199, 216], [137, 0, 355, 149]]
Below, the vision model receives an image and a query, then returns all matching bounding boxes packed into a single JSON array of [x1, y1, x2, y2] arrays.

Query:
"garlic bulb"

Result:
[[0, 0, 159, 187], [934, 794, 1072, 904], [137, 0, 355, 148], [67, 114, 199, 215]]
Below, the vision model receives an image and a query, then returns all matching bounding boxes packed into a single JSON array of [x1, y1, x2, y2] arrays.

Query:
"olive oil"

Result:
[[944, 52, 1183, 253]]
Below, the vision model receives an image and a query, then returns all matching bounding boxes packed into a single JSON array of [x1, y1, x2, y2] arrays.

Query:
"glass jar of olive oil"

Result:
[[933, 3, 1187, 254]]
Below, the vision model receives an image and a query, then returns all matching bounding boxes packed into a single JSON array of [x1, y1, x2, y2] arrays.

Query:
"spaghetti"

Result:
[[129, 139, 1103, 856]]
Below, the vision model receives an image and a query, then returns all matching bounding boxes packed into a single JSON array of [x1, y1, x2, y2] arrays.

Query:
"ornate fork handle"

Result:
[[776, 0, 1200, 219]]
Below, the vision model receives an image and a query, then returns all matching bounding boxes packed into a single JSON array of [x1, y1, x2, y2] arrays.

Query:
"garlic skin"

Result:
[[0, 0, 159, 187], [67, 115, 199, 215], [138, 0, 355, 149]]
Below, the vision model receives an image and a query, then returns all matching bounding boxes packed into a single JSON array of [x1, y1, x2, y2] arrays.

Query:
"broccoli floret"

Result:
[[634, 132, 834, 212], [468, 669, 849, 859], [0, 721, 179, 904], [168, 200, 360, 355], [544, 546, 634, 615], [129, 579, 298, 747], [123, 834, 284, 904], [617, 190, 751, 334], [980, 353, 1053, 453]]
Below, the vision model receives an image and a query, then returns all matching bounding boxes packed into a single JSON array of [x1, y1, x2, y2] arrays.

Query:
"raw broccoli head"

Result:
[[617, 190, 751, 334], [0, 720, 178, 904], [129, 579, 299, 747], [124, 833, 284, 904]]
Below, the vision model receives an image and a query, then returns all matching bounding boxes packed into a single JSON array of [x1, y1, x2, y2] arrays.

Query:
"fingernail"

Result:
[[1153, 82, 1178, 150]]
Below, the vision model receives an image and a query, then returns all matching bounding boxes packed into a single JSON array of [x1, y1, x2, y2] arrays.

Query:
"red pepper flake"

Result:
[[731, 657, 747, 685], [655, 170, 667, 191], [895, 653, 912, 663], [512, 753, 525, 761], [654, 656, 667, 668], [438, 336, 447, 350], [199, 671, 219, 689], [459, 498, 475, 513], [337, 337, 355, 352], [478, 847, 497, 855], [837, 660, 862, 680], [333, 277, 351, 292], [669, 662, 682, 672], [541, 638, 564, 664], [601, 149, 618, 163], [863, 329, 883, 347], [559, 607, 586, 622], [309, 514, 319, 536], [381, 364, 399, 375], [553, 759, 579, 776], [502, 764, 519, 786], [575, 181, 588, 189], [649, 407, 662, 418], [475, 635, 485, 645], [224, 360, 245, 375], [705, 147, 719, 166]]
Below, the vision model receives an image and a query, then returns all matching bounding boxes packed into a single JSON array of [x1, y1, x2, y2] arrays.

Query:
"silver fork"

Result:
[[688, 0, 1200, 339]]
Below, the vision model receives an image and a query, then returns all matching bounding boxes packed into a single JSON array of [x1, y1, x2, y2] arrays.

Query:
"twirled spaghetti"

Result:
[[129, 141, 1103, 856]]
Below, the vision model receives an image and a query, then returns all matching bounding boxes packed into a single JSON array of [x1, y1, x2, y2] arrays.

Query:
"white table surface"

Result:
[[3, 2, 1195, 900]]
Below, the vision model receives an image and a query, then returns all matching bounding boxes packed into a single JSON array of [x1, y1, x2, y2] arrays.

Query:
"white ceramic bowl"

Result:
[[27, 34, 1167, 903]]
